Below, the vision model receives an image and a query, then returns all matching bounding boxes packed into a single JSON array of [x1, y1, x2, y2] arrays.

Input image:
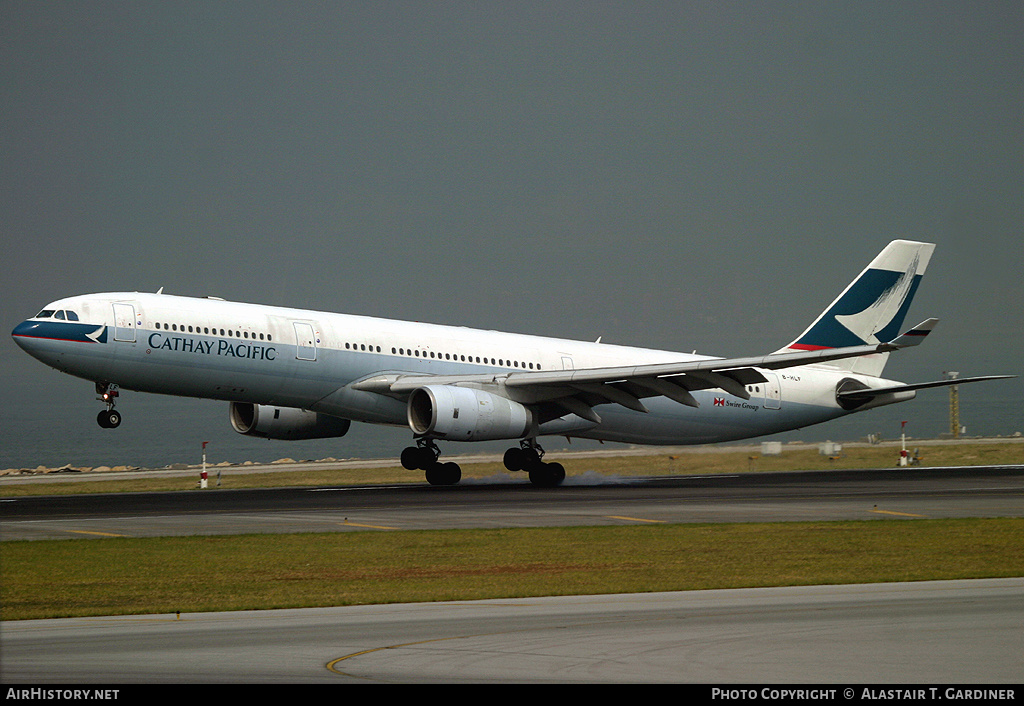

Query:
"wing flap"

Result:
[[629, 376, 701, 408], [570, 382, 649, 413]]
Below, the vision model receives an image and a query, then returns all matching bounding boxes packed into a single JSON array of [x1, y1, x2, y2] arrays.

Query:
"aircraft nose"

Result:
[[11, 320, 41, 353]]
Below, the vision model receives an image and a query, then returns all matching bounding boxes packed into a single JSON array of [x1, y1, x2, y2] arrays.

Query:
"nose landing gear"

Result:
[[96, 382, 121, 429]]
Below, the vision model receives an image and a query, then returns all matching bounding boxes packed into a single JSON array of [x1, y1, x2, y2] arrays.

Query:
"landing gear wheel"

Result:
[[401, 446, 423, 470], [528, 462, 565, 488], [503, 447, 525, 472], [402, 441, 440, 471], [505, 440, 544, 473], [96, 409, 121, 429], [425, 461, 462, 486]]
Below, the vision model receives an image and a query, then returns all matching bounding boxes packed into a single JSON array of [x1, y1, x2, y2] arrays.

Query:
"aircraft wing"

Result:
[[352, 320, 943, 422]]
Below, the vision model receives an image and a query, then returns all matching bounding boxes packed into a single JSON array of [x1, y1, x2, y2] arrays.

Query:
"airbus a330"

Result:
[[12, 240, 1009, 486]]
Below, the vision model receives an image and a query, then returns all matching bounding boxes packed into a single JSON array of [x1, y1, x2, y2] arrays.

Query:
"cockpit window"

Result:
[[33, 309, 79, 320]]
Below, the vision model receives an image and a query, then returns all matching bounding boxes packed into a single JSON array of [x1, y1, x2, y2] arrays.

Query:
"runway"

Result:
[[2, 464, 1023, 540], [3, 465, 1022, 684], [1, 579, 1020, 683]]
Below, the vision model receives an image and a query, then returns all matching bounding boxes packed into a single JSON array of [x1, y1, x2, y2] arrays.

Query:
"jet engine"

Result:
[[229, 402, 351, 440], [407, 385, 533, 441]]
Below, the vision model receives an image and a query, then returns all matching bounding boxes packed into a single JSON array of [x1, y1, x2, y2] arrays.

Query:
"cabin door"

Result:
[[112, 303, 137, 343], [293, 322, 318, 361]]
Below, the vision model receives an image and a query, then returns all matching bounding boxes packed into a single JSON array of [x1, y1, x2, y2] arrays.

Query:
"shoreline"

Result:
[[3, 435, 1021, 484]]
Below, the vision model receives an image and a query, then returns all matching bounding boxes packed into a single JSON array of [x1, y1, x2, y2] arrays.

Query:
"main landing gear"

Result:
[[401, 439, 462, 486], [95, 382, 121, 429], [401, 438, 566, 487], [502, 440, 565, 488]]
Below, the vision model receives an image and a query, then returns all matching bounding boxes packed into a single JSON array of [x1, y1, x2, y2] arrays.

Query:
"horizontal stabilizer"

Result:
[[837, 375, 1016, 401], [879, 318, 938, 350]]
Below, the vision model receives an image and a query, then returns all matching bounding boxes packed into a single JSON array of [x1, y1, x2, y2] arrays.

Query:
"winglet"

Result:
[[879, 318, 938, 351]]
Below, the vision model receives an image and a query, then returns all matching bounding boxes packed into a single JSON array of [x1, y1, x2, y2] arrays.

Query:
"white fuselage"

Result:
[[12, 292, 912, 446]]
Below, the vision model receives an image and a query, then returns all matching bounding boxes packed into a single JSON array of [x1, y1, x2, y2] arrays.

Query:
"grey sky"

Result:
[[2, 3, 1021, 467]]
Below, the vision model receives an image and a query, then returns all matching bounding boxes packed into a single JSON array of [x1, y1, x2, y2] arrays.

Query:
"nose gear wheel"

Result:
[[95, 382, 121, 428]]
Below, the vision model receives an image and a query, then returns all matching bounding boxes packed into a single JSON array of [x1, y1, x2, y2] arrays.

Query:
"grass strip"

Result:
[[3, 441, 1021, 497], [2, 518, 1022, 620]]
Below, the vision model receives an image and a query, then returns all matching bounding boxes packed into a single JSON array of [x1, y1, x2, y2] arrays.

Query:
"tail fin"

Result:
[[775, 240, 935, 377]]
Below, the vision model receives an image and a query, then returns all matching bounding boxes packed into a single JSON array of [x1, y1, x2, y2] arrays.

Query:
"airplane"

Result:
[[11, 240, 1012, 487]]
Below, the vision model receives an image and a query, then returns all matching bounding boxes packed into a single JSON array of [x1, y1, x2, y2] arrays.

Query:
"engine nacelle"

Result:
[[407, 385, 533, 441], [229, 402, 351, 440]]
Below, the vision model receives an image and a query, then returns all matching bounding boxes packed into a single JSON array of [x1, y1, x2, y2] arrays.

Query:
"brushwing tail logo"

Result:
[[834, 252, 920, 345], [773, 240, 934, 377]]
